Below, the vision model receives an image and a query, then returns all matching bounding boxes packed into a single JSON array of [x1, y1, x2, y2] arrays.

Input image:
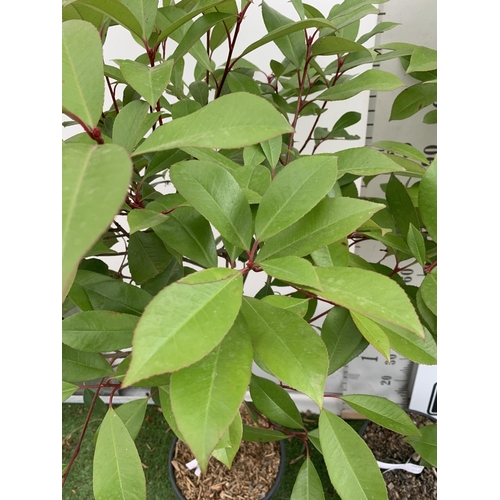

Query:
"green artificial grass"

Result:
[[62, 403, 365, 499]]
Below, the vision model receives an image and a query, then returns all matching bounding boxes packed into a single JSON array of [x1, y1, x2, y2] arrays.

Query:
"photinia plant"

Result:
[[62, 1, 437, 499]]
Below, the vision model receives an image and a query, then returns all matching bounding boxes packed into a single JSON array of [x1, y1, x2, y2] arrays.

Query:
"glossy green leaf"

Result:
[[128, 231, 173, 285], [381, 154, 427, 177], [158, 383, 184, 439], [255, 155, 338, 241], [290, 458, 325, 500], [257, 197, 384, 261], [114, 357, 172, 387], [319, 410, 387, 500], [310, 240, 349, 268], [227, 71, 261, 95], [62, 20, 103, 127], [119, 59, 173, 107], [407, 224, 426, 266], [386, 174, 420, 238], [341, 394, 420, 436], [370, 141, 429, 165], [181, 147, 240, 172], [115, 398, 148, 440], [416, 288, 437, 336], [250, 375, 303, 429], [62, 344, 113, 383], [232, 165, 271, 197], [262, 1, 306, 68], [170, 99, 202, 119], [62, 143, 132, 298], [62, 381, 78, 402], [335, 147, 403, 177], [390, 82, 437, 121], [121, 0, 157, 39], [170, 320, 253, 472], [258, 256, 321, 290], [212, 412, 243, 469], [74, 270, 153, 316], [318, 70, 403, 101], [93, 409, 146, 500], [407, 46, 437, 73], [62, 311, 137, 352], [84, 388, 108, 416], [153, 207, 218, 269], [170, 161, 253, 250], [356, 21, 400, 44], [75, 0, 143, 37], [312, 36, 370, 56], [421, 269, 437, 316], [127, 209, 169, 234], [321, 306, 369, 375], [207, 0, 238, 51], [241, 298, 328, 408], [141, 258, 183, 297], [403, 424, 437, 467], [313, 267, 424, 338], [351, 311, 391, 361], [260, 136, 282, 169], [423, 109, 437, 124], [134, 93, 293, 156], [113, 101, 159, 153], [242, 425, 286, 442], [261, 295, 309, 317], [123, 268, 243, 386], [419, 158, 437, 242]]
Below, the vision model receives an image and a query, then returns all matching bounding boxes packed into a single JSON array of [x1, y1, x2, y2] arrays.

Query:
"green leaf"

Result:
[[113, 100, 159, 153], [335, 147, 403, 177], [62, 20, 104, 127], [423, 109, 437, 124], [232, 165, 271, 197], [75, 0, 143, 37], [258, 256, 322, 290], [356, 21, 400, 45], [262, 1, 306, 68], [158, 383, 184, 439], [290, 458, 325, 500], [172, 12, 236, 64], [62, 344, 114, 383], [212, 412, 243, 469], [120, 0, 157, 39], [241, 298, 328, 408], [134, 93, 293, 156], [416, 288, 437, 336], [390, 82, 437, 121], [181, 147, 241, 172], [208, 0, 238, 51], [257, 197, 384, 261], [406, 46, 437, 73], [170, 99, 202, 119], [260, 136, 282, 169], [261, 295, 309, 317], [123, 268, 243, 386], [351, 311, 391, 361], [370, 141, 429, 165], [93, 409, 146, 500], [115, 398, 148, 440], [75, 270, 153, 316], [62, 381, 78, 402], [318, 69, 403, 101], [321, 306, 369, 375], [420, 269, 437, 316], [62, 144, 132, 298], [153, 207, 218, 269], [419, 158, 437, 242], [255, 155, 338, 241], [340, 394, 420, 436], [311, 240, 349, 268], [238, 18, 339, 59], [170, 320, 253, 472], [227, 71, 262, 95], [128, 231, 173, 285], [313, 267, 424, 338], [385, 174, 420, 238], [407, 224, 426, 266], [250, 375, 304, 429], [119, 59, 173, 107], [62, 311, 137, 352], [319, 410, 387, 500], [127, 209, 169, 234], [380, 154, 427, 177], [242, 425, 286, 442], [311, 36, 370, 56], [170, 161, 253, 250], [403, 424, 437, 467]]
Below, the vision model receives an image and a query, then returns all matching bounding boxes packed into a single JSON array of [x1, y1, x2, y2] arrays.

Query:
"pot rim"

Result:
[[168, 436, 286, 500]]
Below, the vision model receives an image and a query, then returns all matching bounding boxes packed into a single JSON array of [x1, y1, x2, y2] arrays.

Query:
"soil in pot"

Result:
[[170, 406, 284, 500], [361, 411, 437, 500]]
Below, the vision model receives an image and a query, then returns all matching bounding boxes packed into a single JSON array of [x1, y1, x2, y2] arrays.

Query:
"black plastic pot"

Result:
[[168, 436, 286, 500]]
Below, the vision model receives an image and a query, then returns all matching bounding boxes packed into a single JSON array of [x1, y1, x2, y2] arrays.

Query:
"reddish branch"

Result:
[[64, 110, 104, 145]]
